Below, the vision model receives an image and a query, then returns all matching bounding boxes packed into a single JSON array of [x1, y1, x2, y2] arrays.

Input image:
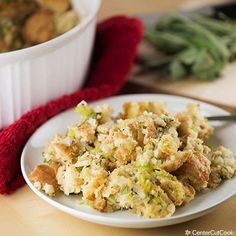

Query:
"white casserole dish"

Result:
[[0, 0, 101, 129]]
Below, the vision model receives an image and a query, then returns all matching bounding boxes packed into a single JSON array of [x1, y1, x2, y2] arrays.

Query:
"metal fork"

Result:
[[206, 115, 236, 121]]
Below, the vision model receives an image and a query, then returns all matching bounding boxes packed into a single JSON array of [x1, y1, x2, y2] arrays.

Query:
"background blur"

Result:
[[99, 0, 231, 18]]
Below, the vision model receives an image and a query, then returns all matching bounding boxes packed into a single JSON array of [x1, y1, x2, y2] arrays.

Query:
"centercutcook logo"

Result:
[[184, 230, 235, 236]]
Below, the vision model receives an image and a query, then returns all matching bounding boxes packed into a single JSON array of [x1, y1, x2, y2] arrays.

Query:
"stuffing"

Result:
[[56, 165, 83, 195], [103, 164, 175, 218], [119, 101, 167, 119], [174, 138, 211, 191], [29, 164, 58, 196], [23, 10, 56, 44], [154, 168, 193, 206], [29, 100, 236, 218], [0, 0, 79, 52], [36, 0, 70, 14], [176, 103, 213, 141], [208, 146, 236, 188]]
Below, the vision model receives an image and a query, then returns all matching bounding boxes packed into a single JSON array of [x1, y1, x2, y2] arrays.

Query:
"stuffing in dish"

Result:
[[29, 101, 236, 218], [0, 0, 79, 52]]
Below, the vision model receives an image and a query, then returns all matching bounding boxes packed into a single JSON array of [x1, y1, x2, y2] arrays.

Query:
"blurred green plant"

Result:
[[142, 14, 236, 80]]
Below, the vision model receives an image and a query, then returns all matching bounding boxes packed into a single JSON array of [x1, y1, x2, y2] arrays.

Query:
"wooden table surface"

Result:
[[1, 1, 236, 235]]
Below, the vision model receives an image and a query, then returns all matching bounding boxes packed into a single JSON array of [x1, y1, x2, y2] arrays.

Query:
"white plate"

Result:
[[21, 94, 236, 228]]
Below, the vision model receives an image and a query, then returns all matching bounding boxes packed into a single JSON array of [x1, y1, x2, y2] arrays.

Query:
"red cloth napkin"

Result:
[[0, 16, 143, 194]]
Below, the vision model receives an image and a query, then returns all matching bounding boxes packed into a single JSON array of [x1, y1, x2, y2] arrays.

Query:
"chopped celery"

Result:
[[141, 165, 153, 172], [151, 197, 161, 204], [42, 152, 51, 163], [151, 196, 166, 207], [138, 174, 152, 193], [120, 185, 130, 195], [139, 174, 146, 184], [154, 163, 162, 170], [43, 158, 51, 164], [88, 112, 102, 119], [75, 101, 93, 117], [144, 180, 152, 193], [68, 129, 75, 138], [102, 152, 115, 162], [135, 161, 152, 172], [155, 169, 168, 178], [155, 168, 178, 181], [143, 143, 154, 152], [79, 200, 93, 207], [107, 196, 116, 204], [90, 147, 100, 154]]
